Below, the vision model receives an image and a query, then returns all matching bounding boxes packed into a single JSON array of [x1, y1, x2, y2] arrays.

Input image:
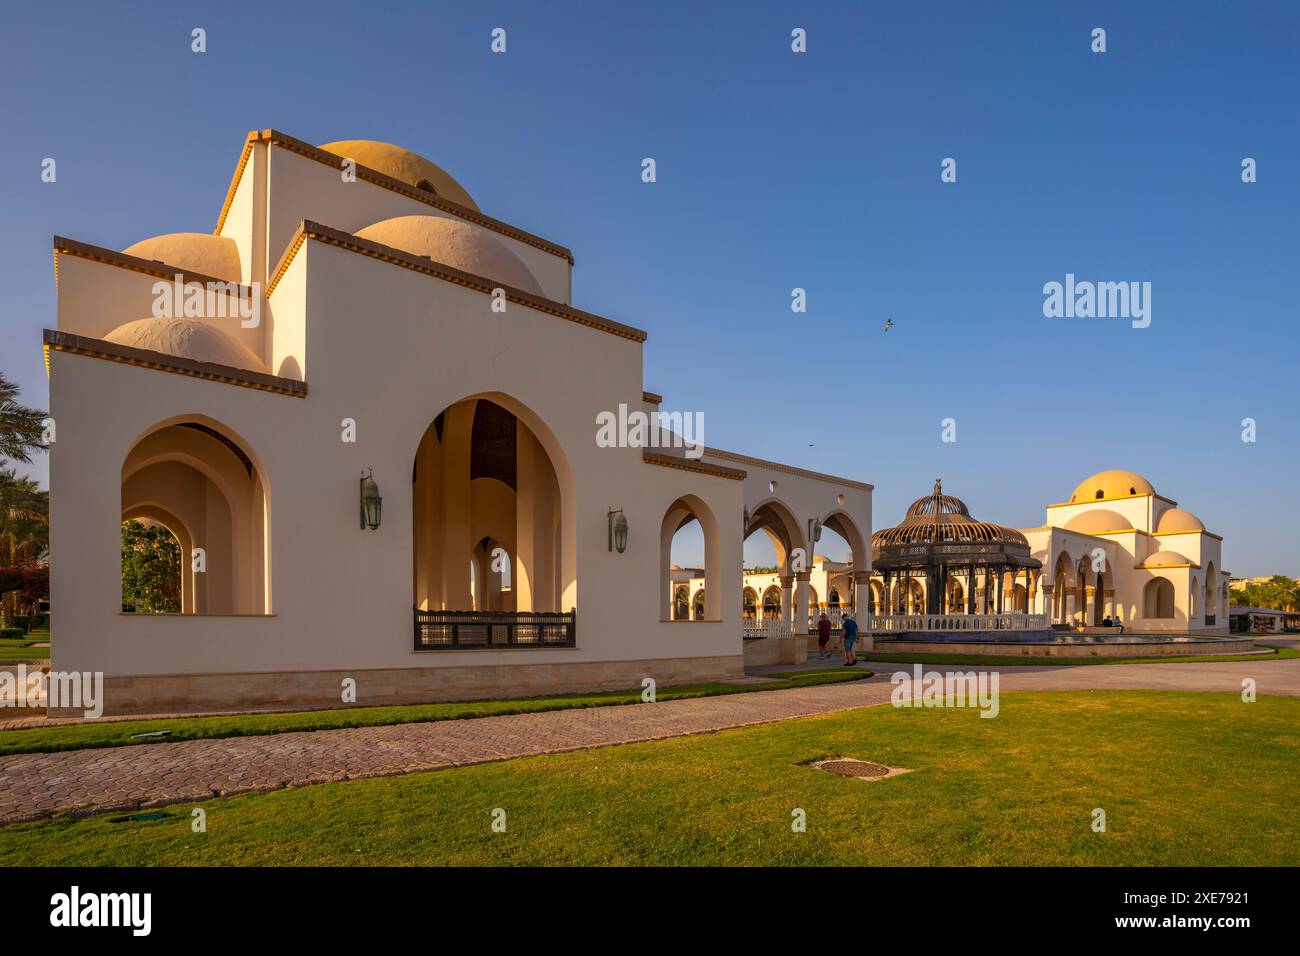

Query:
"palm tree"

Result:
[[0, 468, 48, 626], [0, 372, 47, 465]]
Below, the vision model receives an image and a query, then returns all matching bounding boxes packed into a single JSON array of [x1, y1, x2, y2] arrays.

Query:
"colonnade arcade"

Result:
[[723, 498, 870, 630]]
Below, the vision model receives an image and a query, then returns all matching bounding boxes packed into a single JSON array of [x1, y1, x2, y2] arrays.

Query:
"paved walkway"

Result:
[[1, 656, 1297, 826]]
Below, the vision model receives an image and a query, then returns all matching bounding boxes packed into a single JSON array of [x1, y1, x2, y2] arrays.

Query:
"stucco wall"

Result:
[[48, 238, 746, 682]]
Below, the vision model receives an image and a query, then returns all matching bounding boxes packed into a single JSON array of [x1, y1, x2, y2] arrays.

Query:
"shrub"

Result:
[[0, 627, 24, 640]]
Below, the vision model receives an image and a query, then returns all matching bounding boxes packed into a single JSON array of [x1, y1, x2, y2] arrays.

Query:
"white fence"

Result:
[[869, 614, 1048, 633], [743, 618, 794, 641]]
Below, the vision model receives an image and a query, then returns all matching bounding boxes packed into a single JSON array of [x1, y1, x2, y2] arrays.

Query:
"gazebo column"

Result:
[[967, 565, 976, 614], [995, 566, 1004, 614]]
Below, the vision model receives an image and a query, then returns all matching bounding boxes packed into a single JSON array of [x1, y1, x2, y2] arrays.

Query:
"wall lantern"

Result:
[[743, 506, 751, 536], [808, 517, 822, 545], [360, 468, 383, 530], [608, 507, 628, 553]]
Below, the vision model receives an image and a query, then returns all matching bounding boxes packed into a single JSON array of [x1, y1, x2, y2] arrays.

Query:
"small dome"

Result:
[[1142, 549, 1193, 568], [318, 140, 479, 211], [122, 233, 242, 283], [1069, 469, 1155, 503], [354, 215, 542, 295], [105, 318, 265, 372], [874, 480, 1029, 548], [1064, 509, 1132, 534], [1157, 508, 1204, 533]]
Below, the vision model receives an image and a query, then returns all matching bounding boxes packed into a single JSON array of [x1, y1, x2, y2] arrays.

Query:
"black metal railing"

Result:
[[413, 608, 576, 650]]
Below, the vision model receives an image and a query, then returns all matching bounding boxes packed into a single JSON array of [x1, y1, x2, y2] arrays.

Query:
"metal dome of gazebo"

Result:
[[872, 479, 1041, 616]]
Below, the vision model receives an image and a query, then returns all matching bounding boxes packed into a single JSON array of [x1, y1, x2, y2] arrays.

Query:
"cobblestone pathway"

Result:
[[0, 678, 899, 825], [2, 655, 1296, 826]]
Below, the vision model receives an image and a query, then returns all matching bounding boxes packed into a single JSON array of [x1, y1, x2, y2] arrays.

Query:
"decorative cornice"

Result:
[[43, 329, 307, 397], [52, 236, 255, 296], [642, 390, 663, 405], [213, 130, 260, 236], [642, 450, 746, 481], [703, 446, 874, 492], [1154, 529, 1223, 541], [268, 221, 647, 343], [1047, 492, 1179, 508], [214, 129, 575, 264]]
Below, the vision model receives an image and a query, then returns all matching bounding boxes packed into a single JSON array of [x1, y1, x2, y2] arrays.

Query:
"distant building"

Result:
[[1229, 606, 1300, 633]]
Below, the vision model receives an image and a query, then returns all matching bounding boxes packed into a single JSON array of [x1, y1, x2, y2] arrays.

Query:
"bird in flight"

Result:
[[884, 317, 894, 332]]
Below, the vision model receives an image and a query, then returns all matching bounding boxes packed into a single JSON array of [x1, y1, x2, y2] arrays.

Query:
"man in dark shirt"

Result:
[[817, 613, 832, 659]]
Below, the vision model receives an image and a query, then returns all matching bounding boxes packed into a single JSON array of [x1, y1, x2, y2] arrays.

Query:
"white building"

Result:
[[44, 131, 873, 715], [1024, 469, 1229, 632]]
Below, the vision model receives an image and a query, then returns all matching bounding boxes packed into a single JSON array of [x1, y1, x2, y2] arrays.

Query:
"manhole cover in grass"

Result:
[[810, 758, 910, 781]]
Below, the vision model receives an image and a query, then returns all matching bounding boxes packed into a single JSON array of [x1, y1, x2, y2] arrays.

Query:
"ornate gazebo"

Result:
[[872, 479, 1041, 617]]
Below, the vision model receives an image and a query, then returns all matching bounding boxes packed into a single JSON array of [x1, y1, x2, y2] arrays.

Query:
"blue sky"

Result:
[[2, 1, 1296, 574]]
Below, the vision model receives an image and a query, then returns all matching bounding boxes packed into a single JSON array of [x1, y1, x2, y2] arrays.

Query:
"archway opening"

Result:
[[661, 494, 720, 621], [742, 499, 801, 627], [1144, 578, 1175, 619], [121, 419, 270, 614], [1051, 552, 1075, 625], [1205, 562, 1218, 624], [120, 518, 183, 613], [413, 398, 568, 613]]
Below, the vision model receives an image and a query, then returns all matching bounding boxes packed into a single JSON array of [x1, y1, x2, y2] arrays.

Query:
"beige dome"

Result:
[[105, 318, 265, 372], [122, 233, 242, 283], [1069, 469, 1155, 503], [318, 140, 479, 211], [1142, 549, 1193, 568], [354, 215, 542, 295], [1157, 508, 1204, 533], [1064, 509, 1132, 534]]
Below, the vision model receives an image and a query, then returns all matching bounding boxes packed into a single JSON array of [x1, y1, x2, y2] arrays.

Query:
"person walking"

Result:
[[841, 613, 859, 665], [816, 612, 832, 659]]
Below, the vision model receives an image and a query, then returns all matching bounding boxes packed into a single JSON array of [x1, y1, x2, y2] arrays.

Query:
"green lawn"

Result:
[[0, 668, 870, 757], [2, 691, 1294, 866], [861, 643, 1296, 668], [0, 643, 48, 660]]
